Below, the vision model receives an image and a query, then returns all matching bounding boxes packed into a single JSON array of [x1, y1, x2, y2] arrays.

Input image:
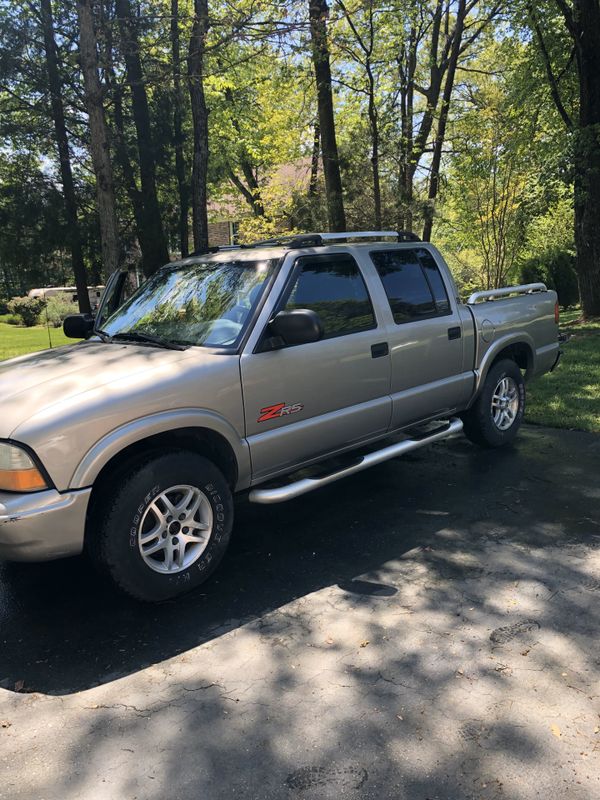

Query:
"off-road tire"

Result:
[[89, 451, 233, 602], [461, 358, 525, 448]]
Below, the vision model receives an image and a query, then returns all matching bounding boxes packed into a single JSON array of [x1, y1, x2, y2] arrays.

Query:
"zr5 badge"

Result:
[[257, 402, 304, 423]]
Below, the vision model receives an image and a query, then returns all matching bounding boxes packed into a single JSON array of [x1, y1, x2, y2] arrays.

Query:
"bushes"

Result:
[[7, 296, 47, 326], [42, 294, 79, 327], [0, 313, 21, 325], [549, 253, 580, 309], [5, 293, 79, 327], [520, 250, 580, 310]]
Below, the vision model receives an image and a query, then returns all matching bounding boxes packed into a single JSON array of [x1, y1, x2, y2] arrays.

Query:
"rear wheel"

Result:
[[90, 451, 233, 601], [461, 358, 525, 448]]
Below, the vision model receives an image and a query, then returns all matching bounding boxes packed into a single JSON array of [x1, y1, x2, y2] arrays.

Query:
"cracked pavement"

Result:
[[1, 425, 599, 799]]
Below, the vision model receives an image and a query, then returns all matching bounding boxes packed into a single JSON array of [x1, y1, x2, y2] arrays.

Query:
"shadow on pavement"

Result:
[[0, 426, 598, 698]]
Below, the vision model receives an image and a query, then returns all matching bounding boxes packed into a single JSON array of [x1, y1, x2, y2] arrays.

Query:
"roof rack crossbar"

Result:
[[244, 230, 422, 249], [320, 230, 399, 241], [188, 231, 424, 257], [189, 244, 242, 256]]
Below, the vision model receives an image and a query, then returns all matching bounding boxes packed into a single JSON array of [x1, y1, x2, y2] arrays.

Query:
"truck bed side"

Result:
[[465, 290, 559, 396]]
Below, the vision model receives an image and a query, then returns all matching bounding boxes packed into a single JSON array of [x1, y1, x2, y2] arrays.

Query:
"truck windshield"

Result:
[[99, 259, 277, 348]]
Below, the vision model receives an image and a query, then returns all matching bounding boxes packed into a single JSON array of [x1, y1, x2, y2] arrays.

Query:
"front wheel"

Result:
[[90, 451, 233, 601], [461, 359, 525, 448]]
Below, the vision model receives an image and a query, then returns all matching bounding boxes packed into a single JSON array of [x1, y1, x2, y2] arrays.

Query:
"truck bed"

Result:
[[464, 284, 560, 383]]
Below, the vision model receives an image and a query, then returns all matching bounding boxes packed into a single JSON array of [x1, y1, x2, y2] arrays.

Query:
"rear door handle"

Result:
[[371, 342, 389, 358], [447, 326, 461, 340]]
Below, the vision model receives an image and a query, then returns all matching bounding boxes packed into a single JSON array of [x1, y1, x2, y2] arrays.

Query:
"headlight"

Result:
[[0, 442, 48, 492]]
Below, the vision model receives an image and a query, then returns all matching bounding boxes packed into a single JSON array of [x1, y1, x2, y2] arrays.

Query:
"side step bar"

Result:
[[248, 417, 464, 505]]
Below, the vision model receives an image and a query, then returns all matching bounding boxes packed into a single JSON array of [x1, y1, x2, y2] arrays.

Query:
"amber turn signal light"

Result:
[[0, 443, 48, 493], [0, 468, 47, 492]]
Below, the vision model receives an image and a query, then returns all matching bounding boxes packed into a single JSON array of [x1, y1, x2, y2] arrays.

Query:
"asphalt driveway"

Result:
[[1, 424, 599, 799]]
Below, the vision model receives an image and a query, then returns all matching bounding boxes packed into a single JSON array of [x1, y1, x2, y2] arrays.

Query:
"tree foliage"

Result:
[[0, 0, 594, 312]]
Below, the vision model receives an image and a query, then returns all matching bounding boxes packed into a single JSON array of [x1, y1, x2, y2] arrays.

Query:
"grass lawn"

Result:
[[0, 309, 597, 433], [0, 321, 76, 361], [526, 309, 600, 433]]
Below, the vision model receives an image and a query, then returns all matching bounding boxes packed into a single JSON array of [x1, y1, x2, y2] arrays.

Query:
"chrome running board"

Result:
[[248, 417, 464, 505]]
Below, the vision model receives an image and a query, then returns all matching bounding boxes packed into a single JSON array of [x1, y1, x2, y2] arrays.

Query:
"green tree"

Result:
[[525, 0, 600, 317]]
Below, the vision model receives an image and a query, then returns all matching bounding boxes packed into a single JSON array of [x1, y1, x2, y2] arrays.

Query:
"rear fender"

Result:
[[471, 333, 535, 403]]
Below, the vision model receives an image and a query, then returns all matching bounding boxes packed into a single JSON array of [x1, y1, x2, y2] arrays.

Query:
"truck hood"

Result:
[[0, 340, 199, 437]]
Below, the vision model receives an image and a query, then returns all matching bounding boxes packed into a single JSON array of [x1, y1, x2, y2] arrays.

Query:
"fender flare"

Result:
[[69, 408, 251, 490], [472, 332, 536, 398]]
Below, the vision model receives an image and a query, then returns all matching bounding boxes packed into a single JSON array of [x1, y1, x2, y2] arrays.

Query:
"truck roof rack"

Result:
[[189, 244, 242, 257], [189, 230, 421, 257], [245, 230, 421, 249]]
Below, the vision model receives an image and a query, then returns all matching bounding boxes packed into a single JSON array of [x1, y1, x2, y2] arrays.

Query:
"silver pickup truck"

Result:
[[0, 231, 560, 601]]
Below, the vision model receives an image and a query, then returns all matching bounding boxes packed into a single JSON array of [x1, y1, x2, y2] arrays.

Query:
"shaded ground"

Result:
[[0, 425, 599, 799]]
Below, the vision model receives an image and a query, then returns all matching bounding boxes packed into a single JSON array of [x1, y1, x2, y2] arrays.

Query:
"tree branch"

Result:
[[528, 4, 574, 130]]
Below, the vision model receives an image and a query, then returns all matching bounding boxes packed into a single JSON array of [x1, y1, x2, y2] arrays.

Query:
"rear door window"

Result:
[[370, 248, 451, 324], [419, 250, 451, 314], [283, 253, 376, 339]]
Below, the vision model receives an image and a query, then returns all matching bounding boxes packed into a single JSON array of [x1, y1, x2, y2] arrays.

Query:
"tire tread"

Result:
[[88, 450, 233, 602], [461, 359, 525, 448]]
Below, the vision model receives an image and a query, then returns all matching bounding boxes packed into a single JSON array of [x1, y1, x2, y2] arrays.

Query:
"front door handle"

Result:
[[371, 342, 389, 358], [447, 326, 462, 340]]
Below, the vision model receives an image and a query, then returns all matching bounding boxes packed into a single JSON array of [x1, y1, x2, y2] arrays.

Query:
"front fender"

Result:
[[69, 408, 251, 490]]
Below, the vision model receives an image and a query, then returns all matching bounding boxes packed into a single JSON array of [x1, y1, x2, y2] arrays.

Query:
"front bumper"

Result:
[[0, 487, 91, 561]]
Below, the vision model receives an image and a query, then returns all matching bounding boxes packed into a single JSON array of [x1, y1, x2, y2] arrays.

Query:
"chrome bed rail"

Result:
[[467, 283, 547, 304]]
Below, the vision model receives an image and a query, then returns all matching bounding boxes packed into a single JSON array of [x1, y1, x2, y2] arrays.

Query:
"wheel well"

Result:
[[88, 426, 238, 504], [491, 342, 533, 378]]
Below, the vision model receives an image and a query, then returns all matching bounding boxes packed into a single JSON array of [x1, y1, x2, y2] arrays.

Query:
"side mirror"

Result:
[[268, 308, 324, 347], [63, 314, 94, 339]]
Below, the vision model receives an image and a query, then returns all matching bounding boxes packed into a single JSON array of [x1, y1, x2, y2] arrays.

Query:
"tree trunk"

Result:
[[572, 0, 600, 317], [171, 0, 189, 256], [396, 0, 492, 235], [100, 6, 142, 239], [396, 23, 416, 231], [224, 88, 265, 217], [367, 80, 381, 229], [308, 121, 320, 197], [111, 79, 148, 250], [77, 0, 121, 277], [238, 162, 265, 217], [309, 0, 346, 232], [338, 0, 380, 227], [401, 3, 443, 233], [103, 8, 161, 272], [531, 0, 600, 315], [39, 0, 91, 313], [422, 0, 466, 242], [115, 0, 169, 274], [227, 168, 265, 217], [187, 0, 210, 253]]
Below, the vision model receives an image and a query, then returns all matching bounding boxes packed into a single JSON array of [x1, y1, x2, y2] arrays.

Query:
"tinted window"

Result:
[[419, 249, 451, 313], [370, 249, 450, 323], [284, 254, 375, 339]]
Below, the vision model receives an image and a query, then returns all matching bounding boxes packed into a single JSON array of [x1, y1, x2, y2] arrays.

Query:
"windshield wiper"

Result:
[[105, 331, 189, 351]]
